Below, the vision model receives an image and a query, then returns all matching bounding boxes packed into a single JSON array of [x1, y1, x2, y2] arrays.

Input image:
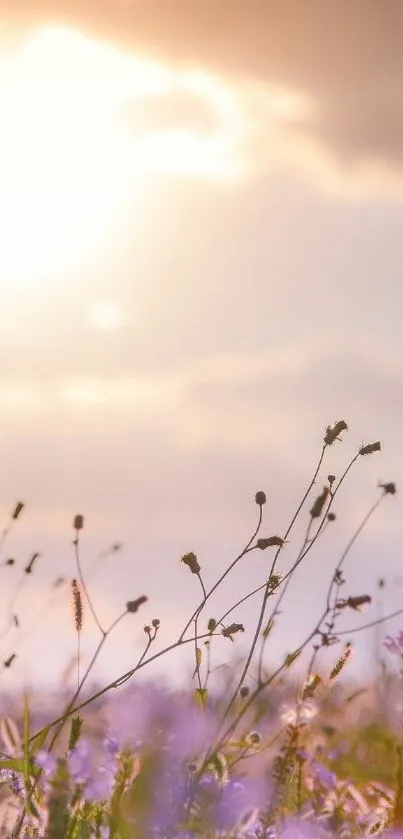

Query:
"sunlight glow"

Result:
[[0, 25, 244, 287], [88, 302, 124, 331]]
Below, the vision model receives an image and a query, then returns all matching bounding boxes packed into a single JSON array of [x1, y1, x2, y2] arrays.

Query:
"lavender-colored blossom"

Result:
[[36, 749, 58, 780], [243, 824, 276, 839], [67, 735, 118, 803]]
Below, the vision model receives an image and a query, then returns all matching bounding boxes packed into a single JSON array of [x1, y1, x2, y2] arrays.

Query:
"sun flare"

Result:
[[0, 25, 243, 287]]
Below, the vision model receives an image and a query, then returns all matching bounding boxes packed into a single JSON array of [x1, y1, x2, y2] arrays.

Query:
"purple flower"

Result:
[[67, 735, 118, 803], [36, 750, 58, 780]]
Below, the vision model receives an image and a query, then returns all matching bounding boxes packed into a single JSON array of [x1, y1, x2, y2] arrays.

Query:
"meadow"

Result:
[[1, 419, 403, 838]]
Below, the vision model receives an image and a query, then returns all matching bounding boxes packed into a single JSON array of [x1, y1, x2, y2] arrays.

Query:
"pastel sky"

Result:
[[0, 2, 402, 698]]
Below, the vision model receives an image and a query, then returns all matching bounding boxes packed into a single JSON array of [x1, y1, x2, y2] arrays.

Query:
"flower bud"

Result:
[[73, 514, 84, 531], [222, 623, 245, 641], [257, 536, 285, 549], [12, 502, 25, 521], [181, 552, 201, 574], [310, 487, 329, 518], [379, 481, 396, 495], [324, 420, 348, 446], [359, 441, 381, 456], [127, 595, 148, 613]]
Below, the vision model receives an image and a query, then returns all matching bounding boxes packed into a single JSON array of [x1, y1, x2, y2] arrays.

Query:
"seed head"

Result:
[[327, 512, 336, 522], [324, 420, 348, 446], [181, 552, 201, 574], [359, 441, 381, 456], [255, 491, 266, 506], [151, 618, 160, 629], [73, 514, 84, 531], [310, 487, 329, 519], [327, 475, 336, 485], [222, 623, 245, 641], [346, 594, 371, 611], [127, 595, 148, 613], [12, 502, 25, 521], [379, 481, 396, 495], [257, 536, 285, 550]]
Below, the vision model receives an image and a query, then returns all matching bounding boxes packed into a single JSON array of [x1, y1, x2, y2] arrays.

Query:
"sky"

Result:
[[0, 2, 403, 700]]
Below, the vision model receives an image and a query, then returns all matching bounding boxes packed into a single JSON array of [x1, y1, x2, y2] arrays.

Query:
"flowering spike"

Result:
[[71, 579, 83, 631]]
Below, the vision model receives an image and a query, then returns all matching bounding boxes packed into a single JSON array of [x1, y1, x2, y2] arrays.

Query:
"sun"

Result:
[[0, 25, 244, 289]]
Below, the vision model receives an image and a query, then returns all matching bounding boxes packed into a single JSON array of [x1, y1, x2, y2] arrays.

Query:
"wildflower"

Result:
[[126, 595, 148, 613], [73, 513, 84, 531], [309, 486, 329, 518], [379, 481, 397, 495], [359, 441, 381, 456], [256, 536, 285, 550], [181, 551, 201, 574], [280, 701, 318, 725], [12, 502, 25, 520], [71, 578, 83, 631], [222, 623, 245, 641], [324, 420, 348, 445]]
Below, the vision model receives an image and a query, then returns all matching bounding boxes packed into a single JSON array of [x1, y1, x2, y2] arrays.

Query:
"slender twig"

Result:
[[74, 533, 104, 636], [29, 631, 220, 746], [219, 444, 328, 724], [178, 505, 263, 643]]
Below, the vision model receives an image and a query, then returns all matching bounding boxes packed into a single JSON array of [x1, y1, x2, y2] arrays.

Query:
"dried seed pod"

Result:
[[73, 514, 84, 531], [127, 596, 148, 613], [181, 552, 201, 574], [324, 420, 348, 445], [310, 487, 329, 518], [359, 441, 381, 456], [257, 536, 285, 550], [12, 502, 25, 521], [379, 481, 396, 495]]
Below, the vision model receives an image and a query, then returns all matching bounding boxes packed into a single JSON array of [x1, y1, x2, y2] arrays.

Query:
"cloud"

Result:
[[6, 0, 403, 193]]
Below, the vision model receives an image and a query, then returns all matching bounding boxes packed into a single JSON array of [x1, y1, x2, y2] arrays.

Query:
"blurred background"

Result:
[[0, 2, 402, 699]]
